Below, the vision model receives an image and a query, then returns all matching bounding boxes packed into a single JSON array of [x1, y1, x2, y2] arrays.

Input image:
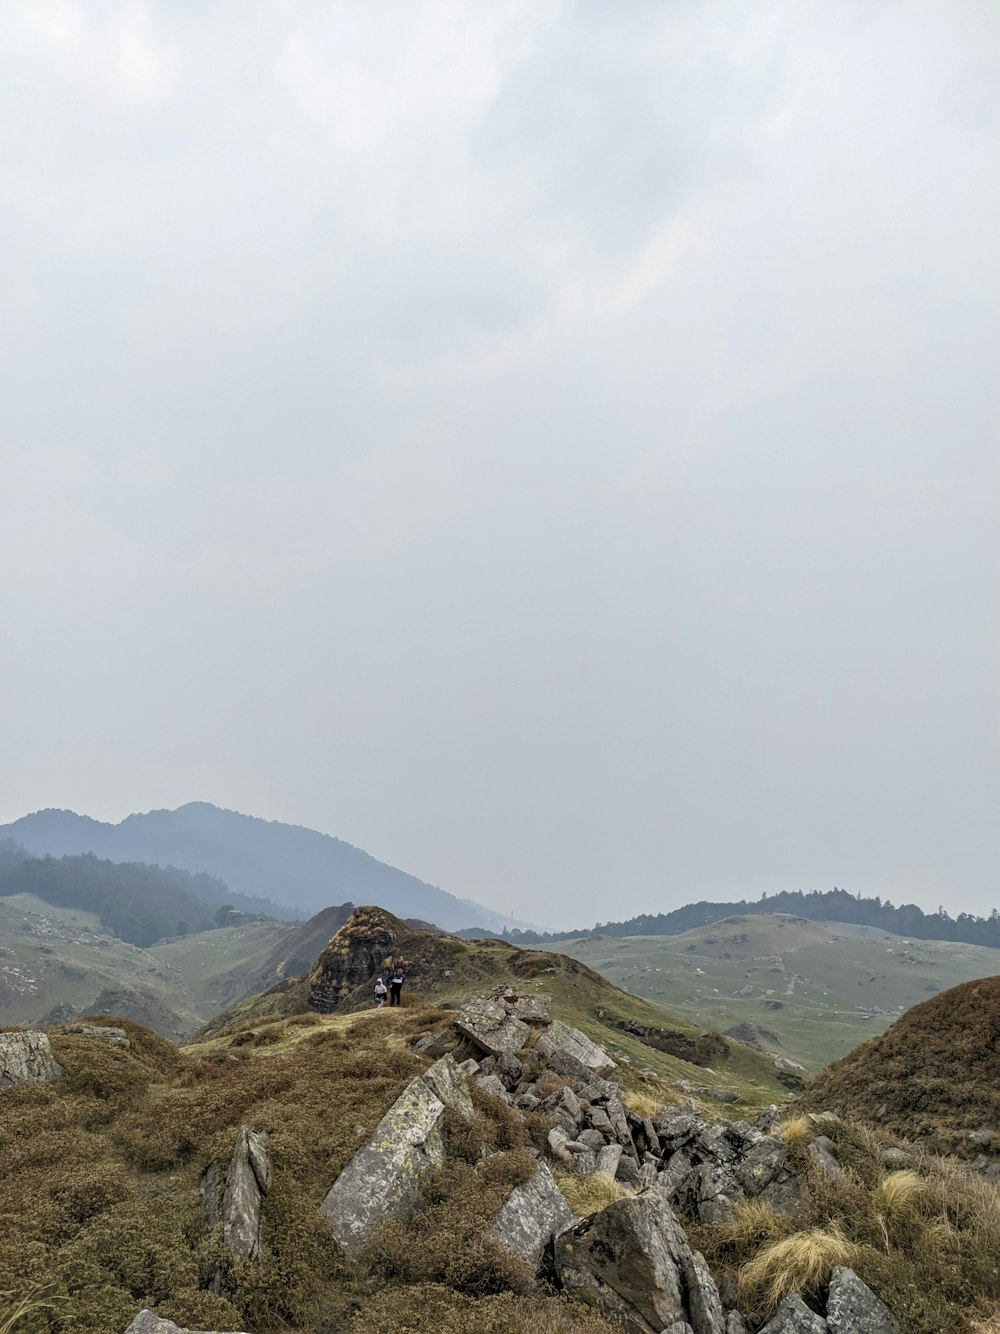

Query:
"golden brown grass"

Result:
[[622, 1089, 663, 1120], [554, 1170, 632, 1217], [737, 1223, 857, 1314], [779, 1115, 814, 1147]]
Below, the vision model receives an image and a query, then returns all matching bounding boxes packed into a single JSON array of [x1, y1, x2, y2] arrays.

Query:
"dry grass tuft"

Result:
[[780, 1115, 814, 1147], [876, 1169, 932, 1220], [555, 1170, 632, 1217], [622, 1089, 663, 1120], [738, 1223, 857, 1314]]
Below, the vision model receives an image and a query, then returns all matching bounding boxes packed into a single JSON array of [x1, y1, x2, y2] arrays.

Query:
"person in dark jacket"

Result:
[[388, 967, 405, 1006]]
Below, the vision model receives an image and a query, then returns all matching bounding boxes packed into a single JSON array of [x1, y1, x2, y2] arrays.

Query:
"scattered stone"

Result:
[[536, 1021, 616, 1079], [476, 1073, 512, 1102], [726, 1315, 748, 1334], [826, 1267, 898, 1333], [596, 1143, 623, 1177], [881, 1147, 908, 1167], [491, 1160, 576, 1268], [758, 1292, 828, 1333], [0, 1031, 63, 1089], [455, 996, 531, 1059]]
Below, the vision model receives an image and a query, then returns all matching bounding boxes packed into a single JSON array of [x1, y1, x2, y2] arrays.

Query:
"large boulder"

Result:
[[491, 1160, 576, 1268], [554, 1185, 724, 1334], [826, 1268, 898, 1333], [0, 1030, 62, 1088], [320, 1056, 474, 1258], [62, 1023, 130, 1047], [536, 1021, 616, 1080], [455, 996, 530, 1059], [123, 1313, 249, 1333]]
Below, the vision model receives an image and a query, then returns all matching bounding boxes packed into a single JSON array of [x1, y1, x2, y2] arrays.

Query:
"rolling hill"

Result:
[[0, 804, 511, 932], [540, 913, 1000, 1072]]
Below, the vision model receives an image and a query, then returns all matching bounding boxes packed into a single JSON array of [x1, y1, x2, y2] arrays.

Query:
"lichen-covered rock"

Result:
[[501, 991, 553, 1025], [419, 1054, 474, 1122], [826, 1267, 898, 1333], [320, 1075, 447, 1257], [0, 1030, 62, 1088], [221, 1126, 271, 1261], [758, 1293, 828, 1333], [536, 1021, 616, 1079], [455, 996, 531, 1058], [123, 1312, 250, 1333], [554, 1185, 724, 1334], [492, 1160, 576, 1267]]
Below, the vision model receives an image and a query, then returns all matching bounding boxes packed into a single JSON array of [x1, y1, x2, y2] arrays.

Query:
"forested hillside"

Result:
[[480, 887, 1000, 951]]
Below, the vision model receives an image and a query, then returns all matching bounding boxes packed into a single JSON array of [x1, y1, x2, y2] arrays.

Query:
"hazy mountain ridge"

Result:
[[482, 885, 1000, 952], [0, 804, 510, 932]]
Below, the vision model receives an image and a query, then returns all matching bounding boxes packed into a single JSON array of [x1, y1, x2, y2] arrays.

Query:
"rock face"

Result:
[[320, 1055, 473, 1257], [308, 906, 400, 1013], [492, 1160, 576, 1267], [0, 1030, 63, 1088], [826, 1267, 898, 1333], [536, 1020, 617, 1079], [554, 1185, 724, 1334], [123, 1312, 250, 1334]]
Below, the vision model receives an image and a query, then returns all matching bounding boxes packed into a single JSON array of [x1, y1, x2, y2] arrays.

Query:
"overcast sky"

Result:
[[2, 2, 999, 928]]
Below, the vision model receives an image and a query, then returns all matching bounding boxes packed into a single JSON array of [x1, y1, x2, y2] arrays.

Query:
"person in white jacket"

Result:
[[373, 977, 388, 1008]]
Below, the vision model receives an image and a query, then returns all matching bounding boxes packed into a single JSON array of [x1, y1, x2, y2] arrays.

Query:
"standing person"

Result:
[[373, 977, 388, 1008], [388, 966, 405, 1007]]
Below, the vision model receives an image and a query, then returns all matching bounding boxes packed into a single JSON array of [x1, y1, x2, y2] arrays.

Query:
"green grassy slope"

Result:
[[540, 913, 1000, 1072]]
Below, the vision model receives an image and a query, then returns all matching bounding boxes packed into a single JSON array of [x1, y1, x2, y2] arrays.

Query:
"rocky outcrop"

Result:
[[320, 1055, 473, 1257], [62, 1023, 130, 1048], [492, 1160, 576, 1266], [222, 1127, 271, 1261], [0, 1030, 62, 1088], [554, 1184, 724, 1334], [123, 1313, 249, 1334], [826, 1267, 898, 1333], [308, 907, 400, 1013]]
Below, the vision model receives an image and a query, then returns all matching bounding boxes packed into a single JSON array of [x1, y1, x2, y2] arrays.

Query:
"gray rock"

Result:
[[554, 1185, 724, 1334], [420, 1054, 475, 1122], [502, 992, 553, 1025], [455, 997, 530, 1058], [63, 1023, 130, 1047], [588, 1106, 614, 1135], [536, 1021, 616, 1080], [725, 1315, 748, 1334], [456, 1057, 480, 1076], [320, 1075, 447, 1257], [826, 1267, 898, 1333], [578, 1129, 607, 1151], [221, 1126, 271, 1261], [807, 1136, 844, 1181], [516, 1092, 541, 1112], [492, 1160, 576, 1267], [123, 1313, 250, 1334], [881, 1147, 908, 1167], [476, 1072, 512, 1102], [758, 1293, 827, 1333], [596, 1143, 623, 1177], [0, 1031, 62, 1088], [616, 1155, 643, 1188]]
